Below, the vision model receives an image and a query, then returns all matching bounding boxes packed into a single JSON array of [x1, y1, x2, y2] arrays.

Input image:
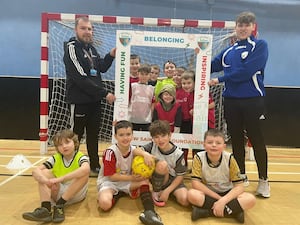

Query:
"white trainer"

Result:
[[256, 178, 270, 198], [240, 174, 250, 187]]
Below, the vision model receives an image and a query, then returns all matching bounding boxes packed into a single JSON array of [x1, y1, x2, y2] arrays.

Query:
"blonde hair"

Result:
[[204, 129, 225, 142], [151, 64, 160, 71], [181, 70, 195, 81]]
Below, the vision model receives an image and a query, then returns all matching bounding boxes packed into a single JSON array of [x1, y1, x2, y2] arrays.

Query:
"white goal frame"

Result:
[[40, 12, 236, 154]]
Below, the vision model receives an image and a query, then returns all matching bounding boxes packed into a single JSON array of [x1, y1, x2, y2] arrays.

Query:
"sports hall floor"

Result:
[[0, 140, 299, 225]]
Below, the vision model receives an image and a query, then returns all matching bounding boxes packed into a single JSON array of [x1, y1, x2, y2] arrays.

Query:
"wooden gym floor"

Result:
[[0, 140, 299, 225]]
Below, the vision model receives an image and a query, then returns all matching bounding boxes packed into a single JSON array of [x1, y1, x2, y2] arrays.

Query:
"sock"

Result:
[[151, 172, 165, 192], [182, 148, 189, 166], [140, 184, 154, 211], [202, 195, 216, 209], [56, 197, 67, 206], [41, 201, 51, 212], [112, 191, 126, 207], [224, 198, 243, 216], [202, 195, 217, 216]]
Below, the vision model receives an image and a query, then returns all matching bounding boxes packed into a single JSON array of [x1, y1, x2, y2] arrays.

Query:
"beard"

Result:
[[78, 35, 93, 45]]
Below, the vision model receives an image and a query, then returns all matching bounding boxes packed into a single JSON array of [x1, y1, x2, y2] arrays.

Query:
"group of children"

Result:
[[22, 120, 256, 224], [22, 55, 256, 224], [128, 55, 216, 167]]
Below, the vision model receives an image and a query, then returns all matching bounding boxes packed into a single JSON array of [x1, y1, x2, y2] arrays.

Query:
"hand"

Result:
[[132, 174, 147, 181], [212, 199, 226, 217], [208, 78, 219, 86], [46, 177, 63, 189], [106, 93, 116, 104], [158, 189, 170, 202], [189, 109, 194, 116], [143, 153, 155, 168], [110, 47, 116, 57], [112, 120, 118, 126]]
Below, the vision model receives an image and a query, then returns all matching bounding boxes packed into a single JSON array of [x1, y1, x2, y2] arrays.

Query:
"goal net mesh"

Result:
[[46, 16, 234, 145]]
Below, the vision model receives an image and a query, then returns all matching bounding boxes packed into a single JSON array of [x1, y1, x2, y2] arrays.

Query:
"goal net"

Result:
[[40, 13, 235, 154]]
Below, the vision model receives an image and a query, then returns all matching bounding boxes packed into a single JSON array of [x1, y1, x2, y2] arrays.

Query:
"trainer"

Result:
[[63, 16, 116, 176]]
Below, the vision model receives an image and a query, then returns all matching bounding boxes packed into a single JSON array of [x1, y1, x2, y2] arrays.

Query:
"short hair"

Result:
[[130, 54, 141, 62], [151, 64, 160, 71], [204, 129, 225, 142], [138, 64, 151, 74], [181, 70, 195, 81], [114, 120, 133, 134], [176, 66, 186, 73], [236, 11, 256, 24], [163, 60, 176, 69], [52, 129, 79, 151], [149, 120, 171, 137], [75, 16, 90, 28]]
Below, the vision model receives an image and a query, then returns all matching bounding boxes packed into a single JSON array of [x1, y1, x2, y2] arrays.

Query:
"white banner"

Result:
[[114, 30, 212, 148]]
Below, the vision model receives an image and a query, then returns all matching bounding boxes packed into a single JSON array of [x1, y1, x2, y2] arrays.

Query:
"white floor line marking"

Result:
[[0, 157, 47, 187], [246, 161, 300, 166], [0, 155, 49, 159], [246, 171, 300, 175]]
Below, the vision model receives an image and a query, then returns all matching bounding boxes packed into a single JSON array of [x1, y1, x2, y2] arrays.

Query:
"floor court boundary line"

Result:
[[0, 154, 49, 159], [245, 161, 300, 166], [246, 171, 300, 175], [0, 157, 47, 187]]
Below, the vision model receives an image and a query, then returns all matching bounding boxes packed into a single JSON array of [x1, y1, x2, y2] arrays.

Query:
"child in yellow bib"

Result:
[[22, 130, 90, 223]]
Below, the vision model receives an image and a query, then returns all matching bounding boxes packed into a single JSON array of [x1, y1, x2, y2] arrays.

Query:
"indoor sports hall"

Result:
[[0, 1, 299, 225]]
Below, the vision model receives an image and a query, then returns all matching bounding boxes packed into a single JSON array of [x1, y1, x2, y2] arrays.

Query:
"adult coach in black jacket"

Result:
[[63, 16, 116, 175]]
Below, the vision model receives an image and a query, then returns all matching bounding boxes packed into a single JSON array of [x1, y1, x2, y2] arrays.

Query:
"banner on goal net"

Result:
[[114, 30, 212, 148]]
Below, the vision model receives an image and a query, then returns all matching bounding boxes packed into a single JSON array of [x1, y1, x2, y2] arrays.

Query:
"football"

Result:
[[131, 155, 155, 178]]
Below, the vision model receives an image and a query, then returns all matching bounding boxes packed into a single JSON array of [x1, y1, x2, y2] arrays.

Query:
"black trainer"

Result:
[[234, 211, 244, 224], [139, 210, 164, 225], [90, 167, 100, 177], [53, 205, 65, 223], [191, 206, 209, 221], [22, 207, 52, 222]]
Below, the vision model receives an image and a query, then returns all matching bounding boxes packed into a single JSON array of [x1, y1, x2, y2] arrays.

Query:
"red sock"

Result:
[[183, 148, 189, 166]]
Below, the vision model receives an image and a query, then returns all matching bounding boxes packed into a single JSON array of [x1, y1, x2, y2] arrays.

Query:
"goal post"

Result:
[[40, 12, 236, 154]]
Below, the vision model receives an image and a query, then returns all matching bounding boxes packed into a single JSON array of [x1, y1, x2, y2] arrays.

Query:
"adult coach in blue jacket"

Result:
[[63, 16, 116, 175], [208, 11, 270, 198]]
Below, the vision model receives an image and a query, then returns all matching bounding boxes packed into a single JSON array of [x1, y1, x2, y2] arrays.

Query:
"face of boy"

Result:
[[150, 68, 160, 81], [173, 70, 183, 87], [181, 78, 194, 93], [164, 63, 176, 78], [57, 138, 75, 158], [203, 135, 226, 157], [138, 72, 150, 84], [130, 58, 140, 77], [161, 92, 174, 104], [235, 22, 255, 40], [152, 133, 171, 151], [114, 127, 133, 149]]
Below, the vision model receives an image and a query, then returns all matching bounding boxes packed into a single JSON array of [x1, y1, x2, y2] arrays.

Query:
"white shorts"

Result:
[[53, 182, 88, 205], [98, 181, 131, 195]]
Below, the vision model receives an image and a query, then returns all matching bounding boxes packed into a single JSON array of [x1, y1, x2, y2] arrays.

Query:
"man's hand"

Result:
[[208, 78, 219, 86], [106, 93, 116, 104], [110, 47, 116, 57]]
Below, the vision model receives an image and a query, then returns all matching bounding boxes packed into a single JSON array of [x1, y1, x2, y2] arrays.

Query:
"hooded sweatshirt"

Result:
[[153, 84, 182, 132]]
